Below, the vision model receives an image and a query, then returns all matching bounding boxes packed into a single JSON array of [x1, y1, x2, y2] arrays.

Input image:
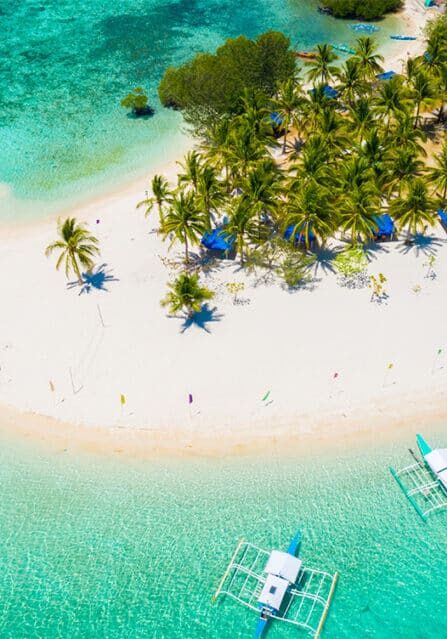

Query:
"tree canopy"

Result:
[[158, 31, 296, 130], [322, 0, 402, 20]]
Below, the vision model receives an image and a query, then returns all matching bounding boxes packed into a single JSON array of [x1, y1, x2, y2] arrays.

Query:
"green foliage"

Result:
[[120, 87, 153, 116], [333, 248, 368, 284], [276, 252, 316, 289], [161, 272, 214, 316], [370, 272, 387, 302], [45, 217, 100, 284], [323, 0, 402, 19], [158, 31, 296, 129]]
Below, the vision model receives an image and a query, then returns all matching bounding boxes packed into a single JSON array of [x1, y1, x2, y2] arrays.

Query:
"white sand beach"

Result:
[[1, 0, 445, 456]]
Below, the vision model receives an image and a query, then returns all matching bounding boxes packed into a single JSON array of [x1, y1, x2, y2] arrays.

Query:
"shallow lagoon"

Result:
[[1, 424, 446, 638], [0, 0, 398, 220]]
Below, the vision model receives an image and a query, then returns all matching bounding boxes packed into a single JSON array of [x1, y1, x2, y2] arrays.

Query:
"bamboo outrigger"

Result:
[[212, 530, 338, 638], [390, 434, 447, 521]]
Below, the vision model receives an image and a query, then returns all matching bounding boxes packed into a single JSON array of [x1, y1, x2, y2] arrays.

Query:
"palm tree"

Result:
[[271, 78, 303, 153], [389, 110, 427, 155], [305, 44, 339, 85], [375, 76, 406, 132], [339, 184, 381, 245], [225, 197, 257, 264], [225, 122, 268, 182], [353, 37, 384, 81], [177, 151, 202, 193], [390, 178, 436, 240], [162, 192, 207, 263], [334, 58, 367, 106], [45, 217, 100, 285], [137, 174, 171, 226], [409, 70, 435, 127], [429, 140, 447, 204], [347, 97, 376, 142], [196, 164, 224, 228], [241, 159, 281, 221], [291, 134, 330, 185], [284, 181, 334, 249], [161, 272, 214, 318], [386, 147, 425, 198]]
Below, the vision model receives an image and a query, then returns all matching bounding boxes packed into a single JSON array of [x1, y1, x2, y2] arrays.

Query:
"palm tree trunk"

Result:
[[443, 182, 447, 204], [184, 234, 189, 264], [71, 251, 83, 285], [414, 102, 420, 128]]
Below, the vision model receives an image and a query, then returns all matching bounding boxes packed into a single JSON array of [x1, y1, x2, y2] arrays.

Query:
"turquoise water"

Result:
[[1, 426, 446, 638], [0, 0, 398, 221]]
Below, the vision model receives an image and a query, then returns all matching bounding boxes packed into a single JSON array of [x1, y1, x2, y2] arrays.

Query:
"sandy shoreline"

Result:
[[0, 0, 444, 457]]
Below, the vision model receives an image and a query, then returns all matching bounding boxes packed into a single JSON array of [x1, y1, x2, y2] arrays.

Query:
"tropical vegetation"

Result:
[[45, 218, 100, 285], [144, 21, 447, 314], [322, 0, 402, 20]]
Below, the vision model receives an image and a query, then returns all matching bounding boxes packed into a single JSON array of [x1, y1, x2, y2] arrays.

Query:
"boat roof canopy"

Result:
[[257, 574, 289, 612], [425, 449, 447, 474], [264, 550, 302, 584]]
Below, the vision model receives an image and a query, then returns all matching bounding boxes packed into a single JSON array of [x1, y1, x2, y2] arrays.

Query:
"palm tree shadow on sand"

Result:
[[180, 304, 223, 334], [67, 263, 119, 294], [397, 234, 444, 257]]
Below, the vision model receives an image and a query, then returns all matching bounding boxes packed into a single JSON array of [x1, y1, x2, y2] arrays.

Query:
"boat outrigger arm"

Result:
[[212, 531, 338, 639], [390, 434, 447, 521]]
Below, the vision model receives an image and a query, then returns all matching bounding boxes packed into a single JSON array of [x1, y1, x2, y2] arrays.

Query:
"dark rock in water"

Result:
[[127, 105, 155, 119], [318, 5, 333, 14]]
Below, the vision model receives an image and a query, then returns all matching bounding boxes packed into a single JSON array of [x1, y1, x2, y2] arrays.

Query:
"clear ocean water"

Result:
[[0, 0, 399, 221], [1, 424, 446, 639]]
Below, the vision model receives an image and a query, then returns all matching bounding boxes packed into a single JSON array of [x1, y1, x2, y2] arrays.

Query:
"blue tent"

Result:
[[270, 111, 283, 127], [376, 71, 396, 81], [201, 227, 235, 252], [284, 223, 316, 244], [437, 208, 447, 227], [373, 214, 395, 239], [309, 85, 338, 99]]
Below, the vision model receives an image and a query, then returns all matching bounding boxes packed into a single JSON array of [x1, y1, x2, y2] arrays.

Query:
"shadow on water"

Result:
[[67, 263, 119, 294], [180, 304, 223, 334]]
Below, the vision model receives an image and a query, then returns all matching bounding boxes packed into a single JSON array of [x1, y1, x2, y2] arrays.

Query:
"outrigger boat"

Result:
[[390, 434, 447, 521], [295, 51, 317, 59], [352, 23, 379, 33], [390, 35, 417, 40], [332, 43, 356, 55], [212, 530, 338, 638]]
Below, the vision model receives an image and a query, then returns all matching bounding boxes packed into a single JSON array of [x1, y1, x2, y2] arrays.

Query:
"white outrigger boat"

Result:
[[212, 530, 338, 638], [390, 434, 447, 521]]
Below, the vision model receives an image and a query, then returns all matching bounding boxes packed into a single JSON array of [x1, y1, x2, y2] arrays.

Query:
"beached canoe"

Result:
[[294, 51, 317, 59], [390, 35, 417, 41]]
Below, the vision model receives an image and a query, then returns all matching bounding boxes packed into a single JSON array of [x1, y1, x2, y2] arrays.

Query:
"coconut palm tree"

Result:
[[161, 272, 214, 318], [45, 217, 100, 285], [271, 78, 303, 153], [390, 177, 436, 240], [196, 164, 225, 228], [162, 192, 207, 263], [284, 181, 334, 249], [386, 147, 425, 198], [429, 140, 447, 204], [347, 97, 377, 142], [389, 110, 427, 155], [375, 76, 406, 132], [241, 159, 281, 221], [305, 44, 339, 85], [225, 197, 257, 264], [339, 184, 381, 245], [353, 37, 384, 81], [137, 174, 171, 226], [334, 58, 367, 106], [409, 69, 436, 127], [177, 151, 203, 193], [291, 134, 331, 185]]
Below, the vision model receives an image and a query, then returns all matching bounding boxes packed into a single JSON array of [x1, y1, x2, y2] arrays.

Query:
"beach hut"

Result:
[[437, 209, 447, 233], [376, 71, 397, 81], [372, 214, 396, 242], [201, 227, 235, 257], [284, 223, 316, 249]]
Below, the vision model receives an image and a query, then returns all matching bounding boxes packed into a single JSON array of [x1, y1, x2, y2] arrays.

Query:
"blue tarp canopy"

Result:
[[376, 71, 396, 81], [201, 227, 235, 251], [437, 208, 447, 226], [270, 111, 283, 127], [284, 223, 316, 243], [373, 214, 395, 236], [309, 84, 338, 99]]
